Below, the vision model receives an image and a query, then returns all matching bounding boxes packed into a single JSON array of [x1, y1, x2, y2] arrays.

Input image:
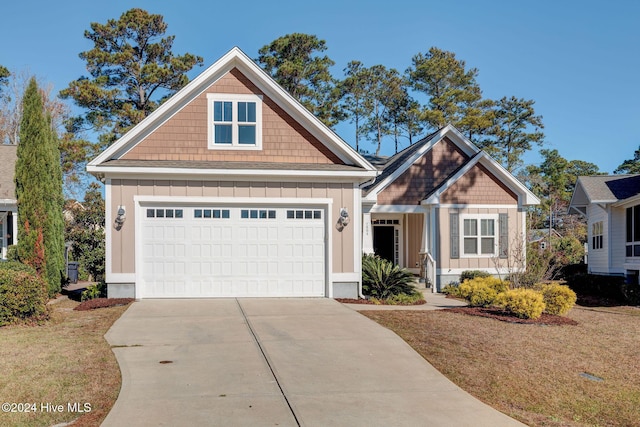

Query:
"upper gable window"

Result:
[[207, 93, 263, 150]]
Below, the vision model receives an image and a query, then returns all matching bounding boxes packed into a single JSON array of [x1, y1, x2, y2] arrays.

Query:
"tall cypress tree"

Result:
[[15, 78, 65, 296]]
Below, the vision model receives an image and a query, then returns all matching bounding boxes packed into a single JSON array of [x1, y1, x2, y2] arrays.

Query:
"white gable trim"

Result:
[[363, 125, 479, 202], [89, 47, 375, 172], [421, 153, 539, 207]]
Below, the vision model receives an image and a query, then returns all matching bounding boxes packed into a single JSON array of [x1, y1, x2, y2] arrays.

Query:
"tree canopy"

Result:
[[60, 8, 203, 150], [614, 146, 640, 174], [257, 33, 342, 128], [0, 66, 9, 96]]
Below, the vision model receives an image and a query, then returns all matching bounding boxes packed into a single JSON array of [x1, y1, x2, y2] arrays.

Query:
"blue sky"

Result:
[[2, 0, 639, 173]]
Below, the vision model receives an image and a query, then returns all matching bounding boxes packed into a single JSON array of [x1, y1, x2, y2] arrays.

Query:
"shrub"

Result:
[[460, 270, 491, 282], [362, 254, 418, 299], [458, 279, 499, 307], [0, 260, 37, 275], [81, 282, 107, 302], [442, 283, 463, 297], [540, 283, 577, 315], [0, 269, 49, 326], [497, 288, 546, 319], [384, 292, 425, 305]]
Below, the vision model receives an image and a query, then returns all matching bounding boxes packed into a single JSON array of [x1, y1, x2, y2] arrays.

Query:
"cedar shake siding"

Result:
[[440, 164, 518, 205], [123, 68, 343, 164], [108, 179, 355, 275], [377, 138, 468, 205]]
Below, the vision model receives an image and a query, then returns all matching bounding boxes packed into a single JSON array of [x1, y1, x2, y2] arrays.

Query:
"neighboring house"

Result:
[[361, 125, 539, 290], [88, 48, 539, 299], [529, 228, 562, 250], [569, 174, 640, 282], [0, 144, 18, 259]]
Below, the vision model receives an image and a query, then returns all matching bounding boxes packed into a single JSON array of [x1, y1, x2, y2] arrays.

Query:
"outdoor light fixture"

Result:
[[115, 205, 126, 226], [338, 207, 350, 227]]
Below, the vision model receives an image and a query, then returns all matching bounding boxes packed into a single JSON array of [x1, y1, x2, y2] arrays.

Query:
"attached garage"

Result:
[[139, 204, 326, 298]]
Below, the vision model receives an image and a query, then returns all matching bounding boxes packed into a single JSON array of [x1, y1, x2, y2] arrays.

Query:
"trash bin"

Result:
[[67, 262, 79, 284]]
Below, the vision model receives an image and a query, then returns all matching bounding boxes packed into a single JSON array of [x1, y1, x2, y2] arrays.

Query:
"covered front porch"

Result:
[[362, 204, 437, 291]]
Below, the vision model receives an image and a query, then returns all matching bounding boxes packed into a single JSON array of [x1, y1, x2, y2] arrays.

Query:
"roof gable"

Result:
[[363, 124, 538, 207], [88, 47, 375, 174], [363, 125, 478, 201], [570, 174, 640, 213]]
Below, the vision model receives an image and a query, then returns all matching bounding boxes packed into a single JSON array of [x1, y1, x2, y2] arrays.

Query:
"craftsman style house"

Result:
[[88, 48, 538, 298]]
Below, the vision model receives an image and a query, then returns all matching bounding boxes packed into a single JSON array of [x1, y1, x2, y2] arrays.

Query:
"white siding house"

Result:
[[570, 175, 640, 282]]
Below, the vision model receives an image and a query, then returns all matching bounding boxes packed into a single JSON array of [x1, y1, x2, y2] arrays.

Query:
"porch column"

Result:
[[362, 211, 374, 254], [11, 209, 17, 246]]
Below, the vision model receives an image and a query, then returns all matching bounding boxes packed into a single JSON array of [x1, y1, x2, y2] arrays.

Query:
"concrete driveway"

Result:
[[103, 298, 523, 426]]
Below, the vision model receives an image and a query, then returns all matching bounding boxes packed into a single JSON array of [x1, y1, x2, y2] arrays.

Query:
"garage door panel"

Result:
[[142, 206, 325, 298]]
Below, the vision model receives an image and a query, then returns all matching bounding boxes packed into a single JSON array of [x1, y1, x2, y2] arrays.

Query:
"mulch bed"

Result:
[[335, 298, 426, 306], [74, 298, 135, 311], [446, 306, 578, 326]]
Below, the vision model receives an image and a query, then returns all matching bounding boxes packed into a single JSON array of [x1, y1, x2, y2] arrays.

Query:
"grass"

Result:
[[361, 304, 640, 427], [0, 297, 130, 427]]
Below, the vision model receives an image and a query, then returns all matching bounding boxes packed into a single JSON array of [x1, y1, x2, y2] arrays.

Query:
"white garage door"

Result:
[[140, 206, 326, 298]]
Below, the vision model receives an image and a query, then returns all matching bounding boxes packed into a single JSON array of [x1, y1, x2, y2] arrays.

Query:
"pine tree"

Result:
[[15, 78, 65, 296]]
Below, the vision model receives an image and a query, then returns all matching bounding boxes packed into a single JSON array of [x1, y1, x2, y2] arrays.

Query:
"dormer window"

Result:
[[207, 93, 262, 149]]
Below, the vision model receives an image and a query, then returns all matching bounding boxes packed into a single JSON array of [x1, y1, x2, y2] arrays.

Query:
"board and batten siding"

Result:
[[108, 180, 355, 277], [405, 213, 424, 269], [586, 203, 610, 274]]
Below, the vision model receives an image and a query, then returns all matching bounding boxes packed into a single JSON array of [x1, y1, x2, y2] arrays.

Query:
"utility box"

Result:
[[67, 261, 79, 284]]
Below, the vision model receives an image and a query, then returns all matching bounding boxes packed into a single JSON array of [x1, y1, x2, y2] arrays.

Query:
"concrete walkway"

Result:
[[103, 298, 524, 426]]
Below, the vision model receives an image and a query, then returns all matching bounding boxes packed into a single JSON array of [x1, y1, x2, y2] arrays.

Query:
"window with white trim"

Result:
[[592, 221, 603, 250], [207, 94, 262, 149], [461, 215, 498, 256]]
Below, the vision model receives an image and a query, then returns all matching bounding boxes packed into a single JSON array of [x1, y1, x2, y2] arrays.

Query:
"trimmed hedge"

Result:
[[0, 269, 49, 326], [460, 270, 491, 282], [498, 288, 546, 320]]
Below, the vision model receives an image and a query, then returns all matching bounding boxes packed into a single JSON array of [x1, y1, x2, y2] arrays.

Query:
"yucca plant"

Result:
[[362, 254, 418, 299]]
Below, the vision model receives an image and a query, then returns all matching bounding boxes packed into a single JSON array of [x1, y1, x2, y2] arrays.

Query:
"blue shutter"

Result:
[[450, 213, 459, 259], [499, 213, 508, 259]]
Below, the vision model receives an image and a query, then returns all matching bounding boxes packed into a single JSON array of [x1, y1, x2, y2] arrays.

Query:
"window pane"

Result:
[[222, 210, 230, 219], [223, 101, 232, 121], [238, 102, 247, 122], [194, 209, 202, 218], [214, 101, 222, 121], [259, 210, 267, 219], [627, 208, 633, 242], [250, 210, 258, 219], [215, 125, 232, 144], [464, 238, 477, 254], [305, 210, 312, 219], [213, 210, 221, 218], [268, 210, 276, 219], [464, 219, 477, 236], [166, 209, 174, 218], [146, 209, 155, 218], [238, 125, 256, 144], [175, 210, 183, 218], [204, 209, 212, 218], [247, 102, 256, 122], [241, 210, 249, 219], [296, 210, 303, 219], [156, 209, 164, 218], [627, 245, 633, 257], [481, 237, 494, 254], [635, 244, 640, 257], [314, 210, 321, 219], [481, 219, 494, 236], [287, 210, 294, 219]]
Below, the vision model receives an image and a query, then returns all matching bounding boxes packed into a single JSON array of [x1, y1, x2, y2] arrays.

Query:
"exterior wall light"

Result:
[[338, 207, 350, 226], [115, 206, 126, 226]]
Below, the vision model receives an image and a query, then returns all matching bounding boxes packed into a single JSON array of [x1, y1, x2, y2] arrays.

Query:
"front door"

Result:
[[373, 226, 395, 264]]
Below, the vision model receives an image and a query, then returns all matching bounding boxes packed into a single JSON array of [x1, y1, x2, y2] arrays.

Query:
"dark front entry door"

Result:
[[373, 226, 395, 264]]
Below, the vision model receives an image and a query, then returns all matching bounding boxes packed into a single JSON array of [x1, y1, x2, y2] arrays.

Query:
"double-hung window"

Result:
[[592, 221, 603, 250], [207, 94, 262, 149], [462, 215, 498, 256]]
